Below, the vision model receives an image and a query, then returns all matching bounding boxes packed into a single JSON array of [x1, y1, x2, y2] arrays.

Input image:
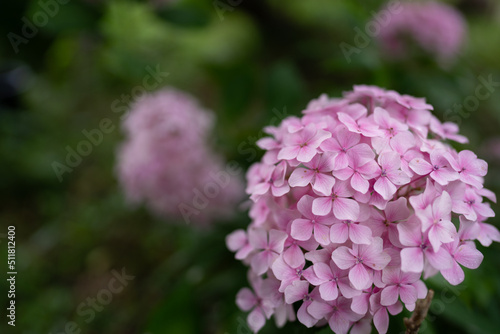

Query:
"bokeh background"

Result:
[[1, 0, 500, 333]]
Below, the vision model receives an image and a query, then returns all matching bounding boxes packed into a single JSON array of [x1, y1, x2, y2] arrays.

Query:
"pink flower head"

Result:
[[117, 88, 244, 225], [228, 86, 497, 333], [377, 1, 467, 64], [332, 237, 391, 290]]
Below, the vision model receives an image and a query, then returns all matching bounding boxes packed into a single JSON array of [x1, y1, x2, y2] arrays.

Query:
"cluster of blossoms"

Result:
[[227, 85, 498, 333], [377, 1, 466, 64], [117, 88, 243, 224]]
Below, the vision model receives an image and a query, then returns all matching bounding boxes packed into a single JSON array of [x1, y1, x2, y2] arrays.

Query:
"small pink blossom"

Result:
[[331, 237, 391, 290]]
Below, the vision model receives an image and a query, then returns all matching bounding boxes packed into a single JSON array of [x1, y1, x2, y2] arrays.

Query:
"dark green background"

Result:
[[0, 0, 499, 333]]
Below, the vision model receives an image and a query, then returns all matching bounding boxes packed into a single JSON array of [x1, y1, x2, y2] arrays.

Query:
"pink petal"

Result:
[[409, 158, 433, 175], [251, 251, 277, 275], [313, 262, 334, 282], [332, 167, 354, 181], [349, 263, 371, 290], [328, 312, 352, 334], [413, 280, 428, 299], [269, 229, 288, 253], [297, 146, 318, 163], [272, 184, 290, 197], [332, 246, 356, 270], [379, 151, 401, 170], [399, 285, 417, 305], [319, 281, 339, 301], [284, 280, 309, 304], [226, 229, 247, 252], [297, 194, 314, 218], [385, 197, 410, 222], [283, 243, 305, 268], [247, 308, 266, 333], [333, 198, 360, 221], [314, 223, 332, 246], [431, 168, 459, 186], [425, 247, 454, 270], [248, 229, 268, 249], [349, 224, 373, 245], [373, 308, 389, 334], [338, 112, 361, 133], [251, 182, 271, 196], [236, 244, 253, 260], [441, 260, 464, 286], [307, 301, 331, 320], [289, 168, 315, 187], [400, 248, 424, 273], [312, 197, 333, 216], [330, 223, 349, 244], [390, 132, 416, 154], [374, 177, 397, 200], [428, 223, 455, 252], [313, 173, 336, 196], [387, 169, 411, 185], [337, 125, 361, 148], [297, 302, 317, 328], [309, 128, 332, 148], [351, 294, 370, 314], [351, 173, 370, 194], [474, 202, 495, 218], [397, 220, 421, 247], [277, 145, 300, 160], [380, 285, 399, 306], [477, 223, 500, 246], [349, 143, 376, 166], [291, 219, 314, 241], [318, 152, 338, 172], [454, 245, 483, 269], [236, 288, 256, 311]]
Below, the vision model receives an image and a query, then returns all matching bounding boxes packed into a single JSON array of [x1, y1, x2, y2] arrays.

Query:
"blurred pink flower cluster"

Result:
[[227, 85, 498, 333], [378, 1, 466, 63], [117, 88, 243, 225]]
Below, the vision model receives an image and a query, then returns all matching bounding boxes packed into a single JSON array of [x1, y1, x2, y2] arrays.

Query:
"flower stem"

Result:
[[404, 289, 434, 334]]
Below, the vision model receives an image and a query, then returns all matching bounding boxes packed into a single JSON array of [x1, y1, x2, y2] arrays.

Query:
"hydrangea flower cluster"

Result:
[[377, 1, 466, 63], [227, 85, 498, 333], [117, 88, 243, 224]]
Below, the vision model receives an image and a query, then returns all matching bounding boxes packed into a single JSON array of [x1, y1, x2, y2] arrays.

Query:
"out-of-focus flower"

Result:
[[377, 1, 466, 64], [117, 88, 243, 225], [227, 85, 497, 333]]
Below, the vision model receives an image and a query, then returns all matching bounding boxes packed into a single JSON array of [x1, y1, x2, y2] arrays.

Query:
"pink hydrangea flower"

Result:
[[116, 88, 243, 225], [227, 85, 497, 333], [377, 1, 467, 64]]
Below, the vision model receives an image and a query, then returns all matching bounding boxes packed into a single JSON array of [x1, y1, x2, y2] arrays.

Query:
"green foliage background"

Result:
[[0, 0, 499, 333]]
